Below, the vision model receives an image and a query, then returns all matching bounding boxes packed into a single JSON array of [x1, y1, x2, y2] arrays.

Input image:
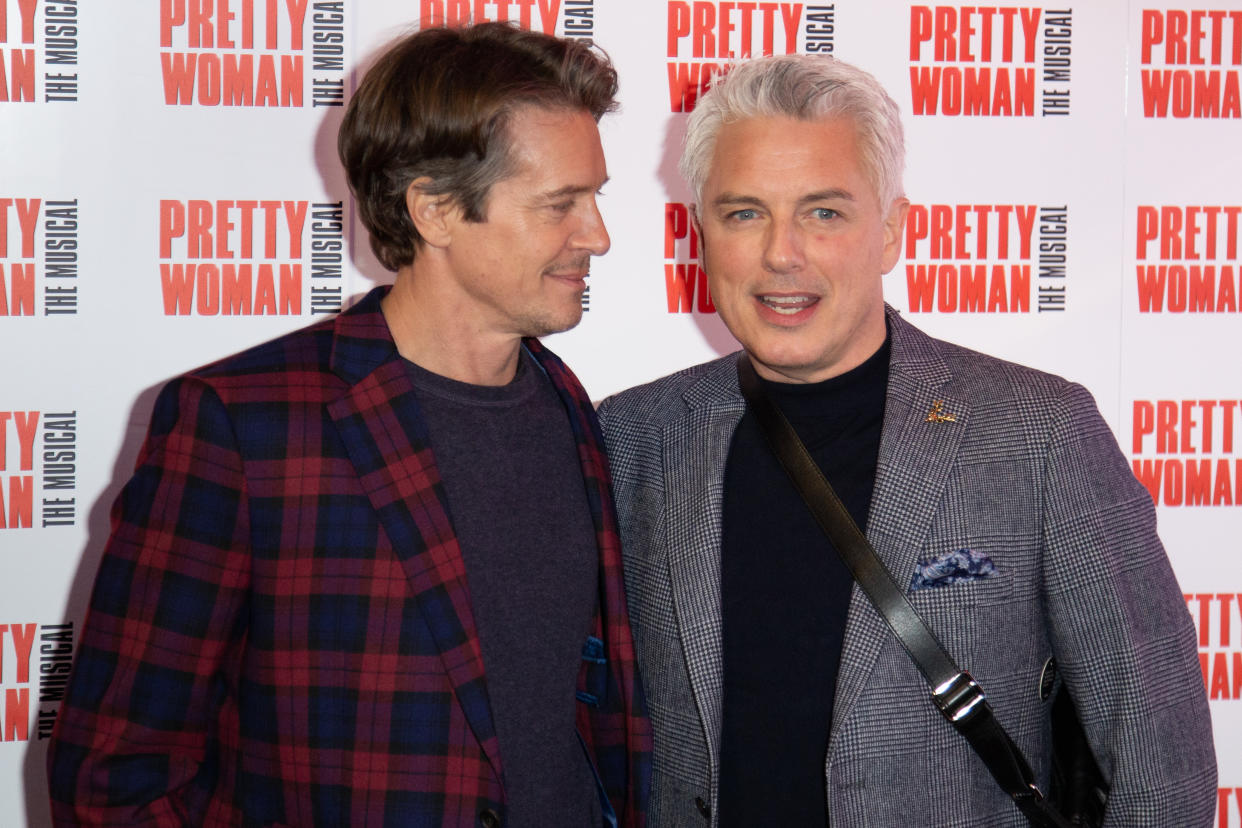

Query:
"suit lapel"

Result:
[[829, 311, 972, 743], [325, 290, 502, 780], [663, 357, 746, 773]]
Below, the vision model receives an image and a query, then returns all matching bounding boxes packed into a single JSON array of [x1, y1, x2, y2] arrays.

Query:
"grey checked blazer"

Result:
[[598, 308, 1216, 827]]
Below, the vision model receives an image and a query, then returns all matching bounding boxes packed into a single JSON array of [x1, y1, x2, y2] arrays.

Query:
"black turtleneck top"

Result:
[[718, 336, 891, 827]]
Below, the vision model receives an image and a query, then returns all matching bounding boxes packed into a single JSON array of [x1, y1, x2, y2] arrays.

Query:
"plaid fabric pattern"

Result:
[[598, 307, 1216, 827], [47, 287, 650, 827]]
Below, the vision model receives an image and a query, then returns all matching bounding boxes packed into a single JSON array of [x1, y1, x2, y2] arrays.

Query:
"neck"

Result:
[[382, 265, 523, 386]]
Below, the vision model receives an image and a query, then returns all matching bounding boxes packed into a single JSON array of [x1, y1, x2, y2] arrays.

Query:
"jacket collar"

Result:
[[328, 285, 401, 385]]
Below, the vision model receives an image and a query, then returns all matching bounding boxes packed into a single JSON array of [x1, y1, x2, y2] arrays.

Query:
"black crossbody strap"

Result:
[[736, 354, 1070, 828]]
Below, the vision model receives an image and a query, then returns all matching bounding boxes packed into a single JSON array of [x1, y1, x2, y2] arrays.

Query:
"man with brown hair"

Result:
[[48, 23, 649, 827]]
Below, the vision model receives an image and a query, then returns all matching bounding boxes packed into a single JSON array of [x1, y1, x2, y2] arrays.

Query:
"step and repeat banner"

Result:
[[1, 1, 1239, 824]]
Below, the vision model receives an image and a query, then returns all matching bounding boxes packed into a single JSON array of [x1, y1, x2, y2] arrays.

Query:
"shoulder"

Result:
[[138, 316, 339, 455], [177, 287, 393, 402], [598, 352, 740, 429], [187, 314, 338, 387], [888, 310, 1099, 428], [147, 294, 384, 445]]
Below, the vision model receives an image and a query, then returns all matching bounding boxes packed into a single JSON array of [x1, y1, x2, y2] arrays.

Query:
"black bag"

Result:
[[1046, 688, 1108, 826]]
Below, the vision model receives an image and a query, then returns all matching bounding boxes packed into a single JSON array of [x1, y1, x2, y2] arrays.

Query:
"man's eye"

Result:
[[551, 201, 574, 213], [729, 209, 758, 221], [812, 208, 838, 220]]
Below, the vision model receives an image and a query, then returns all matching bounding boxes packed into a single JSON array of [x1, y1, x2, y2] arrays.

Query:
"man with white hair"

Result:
[[599, 54, 1215, 826]]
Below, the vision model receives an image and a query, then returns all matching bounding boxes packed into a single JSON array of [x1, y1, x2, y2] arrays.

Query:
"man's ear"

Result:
[[880, 197, 910, 275], [405, 177, 455, 249]]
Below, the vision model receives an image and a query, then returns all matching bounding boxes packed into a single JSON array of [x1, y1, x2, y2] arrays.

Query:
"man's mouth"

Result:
[[548, 257, 591, 273], [545, 261, 591, 282], [758, 294, 819, 315]]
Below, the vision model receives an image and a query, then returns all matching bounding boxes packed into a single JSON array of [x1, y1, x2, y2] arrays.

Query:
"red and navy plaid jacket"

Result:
[[47, 287, 651, 826]]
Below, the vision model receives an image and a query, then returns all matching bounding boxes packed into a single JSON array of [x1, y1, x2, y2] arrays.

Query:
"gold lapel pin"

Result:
[[925, 400, 957, 423]]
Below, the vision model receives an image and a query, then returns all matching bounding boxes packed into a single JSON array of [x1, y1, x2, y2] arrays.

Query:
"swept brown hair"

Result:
[[338, 23, 618, 272]]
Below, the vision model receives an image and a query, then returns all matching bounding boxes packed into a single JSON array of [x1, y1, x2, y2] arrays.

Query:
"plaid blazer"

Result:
[[598, 308, 1216, 827], [48, 286, 650, 827]]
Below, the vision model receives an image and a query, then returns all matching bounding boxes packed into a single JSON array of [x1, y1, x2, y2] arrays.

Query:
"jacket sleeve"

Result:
[[47, 377, 252, 827], [1040, 382, 1216, 826]]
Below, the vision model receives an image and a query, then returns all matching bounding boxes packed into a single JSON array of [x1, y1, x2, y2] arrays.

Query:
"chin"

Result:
[[749, 341, 815, 368], [747, 346, 828, 382], [526, 309, 583, 338]]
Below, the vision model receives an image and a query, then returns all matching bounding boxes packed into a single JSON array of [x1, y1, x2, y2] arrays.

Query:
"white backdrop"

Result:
[[1, 1, 1239, 825]]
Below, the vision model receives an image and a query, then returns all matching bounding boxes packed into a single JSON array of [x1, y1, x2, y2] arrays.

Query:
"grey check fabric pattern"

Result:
[[598, 307, 1216, 827]]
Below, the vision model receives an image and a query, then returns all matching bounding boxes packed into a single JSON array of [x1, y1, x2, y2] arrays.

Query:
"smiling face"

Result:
[[697, 115, 908, 384], [442, 105, 611, 339]]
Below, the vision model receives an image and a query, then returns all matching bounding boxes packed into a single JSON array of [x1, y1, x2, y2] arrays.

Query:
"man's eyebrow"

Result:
[[799, 188, 855, 204], [710, 188, 856, 208], [536, 177, 610, 202], [711, 193, 764, 208]]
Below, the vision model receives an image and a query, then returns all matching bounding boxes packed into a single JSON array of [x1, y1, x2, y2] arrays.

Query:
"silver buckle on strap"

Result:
[[932, 671, 986, 722]]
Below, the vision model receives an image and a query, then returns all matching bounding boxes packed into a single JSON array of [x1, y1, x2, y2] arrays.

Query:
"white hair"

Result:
[[680, 55, 906, 208]]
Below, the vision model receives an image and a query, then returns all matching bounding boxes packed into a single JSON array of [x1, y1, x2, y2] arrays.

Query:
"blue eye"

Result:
[[730, 209, 758, 221], [813, 208, 838, 220]]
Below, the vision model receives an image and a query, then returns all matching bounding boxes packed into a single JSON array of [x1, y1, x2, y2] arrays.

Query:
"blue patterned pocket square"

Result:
[[910, 548, 997, 591]]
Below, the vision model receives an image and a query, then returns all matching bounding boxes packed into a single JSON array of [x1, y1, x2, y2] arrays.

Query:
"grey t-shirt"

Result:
[[405, 350, 601, 826]]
